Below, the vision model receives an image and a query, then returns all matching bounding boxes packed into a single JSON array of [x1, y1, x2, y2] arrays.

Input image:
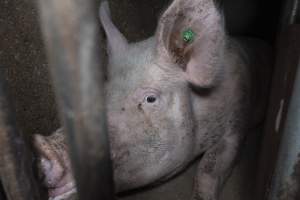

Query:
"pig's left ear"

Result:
[[99, 1, 128, 57], [155, 0, 226, 88]]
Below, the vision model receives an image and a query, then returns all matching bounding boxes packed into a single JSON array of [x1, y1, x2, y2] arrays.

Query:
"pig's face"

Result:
[[105, 38, 196, 191], [100, 0, 225, 191]]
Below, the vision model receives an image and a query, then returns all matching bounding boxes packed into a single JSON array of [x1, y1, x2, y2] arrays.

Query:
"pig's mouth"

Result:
[[38, 157, 76, 200], [48, 181, 76, 200]]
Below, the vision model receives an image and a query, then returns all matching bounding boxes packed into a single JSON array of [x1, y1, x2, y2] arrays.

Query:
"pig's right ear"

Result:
[[155, 0, 226, 88], [99, 2, 128, 57]]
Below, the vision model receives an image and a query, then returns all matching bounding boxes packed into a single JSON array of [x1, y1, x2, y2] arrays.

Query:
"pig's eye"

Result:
[[146, 95, 157, 103], [141, 89, 160, 105]]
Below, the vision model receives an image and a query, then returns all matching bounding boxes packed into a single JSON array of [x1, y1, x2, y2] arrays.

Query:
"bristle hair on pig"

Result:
[[34, 0, 270, 199]]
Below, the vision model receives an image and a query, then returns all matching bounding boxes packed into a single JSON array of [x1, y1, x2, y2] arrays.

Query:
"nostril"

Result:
[[111, 151, 117, 160], [39, 158, 65, 187], [40, 157, 53, 172]]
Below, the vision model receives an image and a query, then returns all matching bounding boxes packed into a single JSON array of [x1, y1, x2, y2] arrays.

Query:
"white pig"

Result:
[[34, 0, 271, 199]]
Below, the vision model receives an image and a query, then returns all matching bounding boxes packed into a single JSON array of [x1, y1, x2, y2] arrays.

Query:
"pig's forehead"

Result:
[[106, 38, 161, 91]]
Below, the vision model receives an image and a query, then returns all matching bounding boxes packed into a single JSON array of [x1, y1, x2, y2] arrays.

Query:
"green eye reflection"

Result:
[[182, 28, 195, 43]]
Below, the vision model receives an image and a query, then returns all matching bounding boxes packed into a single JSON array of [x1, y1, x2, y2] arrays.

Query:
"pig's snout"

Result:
[[39, 157, 65, 188], [34, 134, 76, 199]]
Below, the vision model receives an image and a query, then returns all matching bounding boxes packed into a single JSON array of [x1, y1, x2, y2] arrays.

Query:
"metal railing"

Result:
[[0, 73, 46, 200], [256, 1, 300, 199], [38, 0, 114, 199], [0, 0, 114, 199]]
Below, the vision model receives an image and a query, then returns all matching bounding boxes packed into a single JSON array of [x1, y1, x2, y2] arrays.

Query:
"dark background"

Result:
[[108, 0, 283, 42]]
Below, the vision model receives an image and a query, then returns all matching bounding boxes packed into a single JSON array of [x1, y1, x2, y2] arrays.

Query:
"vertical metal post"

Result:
[[266, 5, 300, 198], [268, 59, 300, 199], [0, 74, 46, 200], [279, 0, 300, 31], [256, 1, 300, 199], [38, 0, 115, 199], [0, 181, 6, 200], [256, 25, 300, 200]]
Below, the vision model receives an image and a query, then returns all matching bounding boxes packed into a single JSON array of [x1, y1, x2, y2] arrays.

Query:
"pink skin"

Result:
[[34, 131, 76, 199]]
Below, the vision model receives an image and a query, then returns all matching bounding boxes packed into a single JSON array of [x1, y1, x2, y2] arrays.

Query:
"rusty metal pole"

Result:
[[0, 74, 46, 200], [38, 0, 114, 199]]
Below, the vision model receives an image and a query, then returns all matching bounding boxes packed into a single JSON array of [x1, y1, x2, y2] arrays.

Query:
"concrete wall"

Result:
[[0, 0, 59, 135]]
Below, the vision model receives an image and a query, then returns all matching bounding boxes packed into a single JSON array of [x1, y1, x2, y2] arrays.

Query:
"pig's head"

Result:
[[34, 0, 227, 198], [100, 0, 226, 192]]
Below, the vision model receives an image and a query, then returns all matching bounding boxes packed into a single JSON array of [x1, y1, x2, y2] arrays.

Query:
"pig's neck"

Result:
[[190, 40, 249, 158]]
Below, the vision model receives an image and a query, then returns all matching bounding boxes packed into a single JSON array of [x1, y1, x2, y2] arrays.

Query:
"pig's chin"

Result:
[[113, 167, 159, 193], [44, 171, 76, 200], [113, 155, 187, 193], [48, 182, 76, 200]]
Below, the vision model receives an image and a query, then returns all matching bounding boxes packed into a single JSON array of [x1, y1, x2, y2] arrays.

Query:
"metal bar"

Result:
[[264, 6, 300, 199], [0, 181, 7, 200], [255, 1, 300, 198], [0, 74, 46, 200], [279, 0, 300, 30], [38, 0, 115, 199], [268, 61, 300, 200], [256, 25, 300, 200]]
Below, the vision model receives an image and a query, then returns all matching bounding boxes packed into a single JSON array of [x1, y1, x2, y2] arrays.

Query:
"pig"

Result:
[[34, 0, 271, 199]]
